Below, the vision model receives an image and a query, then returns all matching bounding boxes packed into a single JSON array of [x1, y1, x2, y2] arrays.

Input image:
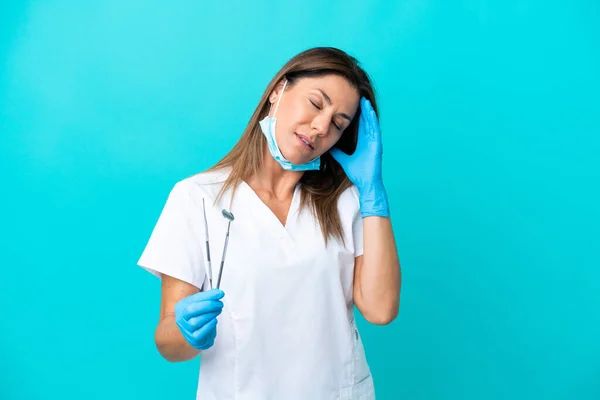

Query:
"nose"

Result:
[[311, 114, 330, 137]]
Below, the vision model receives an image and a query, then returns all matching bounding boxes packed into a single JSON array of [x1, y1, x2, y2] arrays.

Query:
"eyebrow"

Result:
[[317, 89, 352, 121]]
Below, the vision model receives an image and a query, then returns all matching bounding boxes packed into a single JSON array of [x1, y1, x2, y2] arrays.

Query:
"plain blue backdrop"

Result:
[[1, 1, 599, 399]]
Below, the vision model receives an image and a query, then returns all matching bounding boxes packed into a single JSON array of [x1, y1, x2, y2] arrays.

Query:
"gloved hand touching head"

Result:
[[330, 97, 390, 218]]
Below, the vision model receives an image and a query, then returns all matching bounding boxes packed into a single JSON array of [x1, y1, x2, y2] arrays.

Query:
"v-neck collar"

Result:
[[239, 180, 301, 232]]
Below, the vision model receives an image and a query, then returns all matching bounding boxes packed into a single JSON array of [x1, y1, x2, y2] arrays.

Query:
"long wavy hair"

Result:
[[208, 47, 379, 244]]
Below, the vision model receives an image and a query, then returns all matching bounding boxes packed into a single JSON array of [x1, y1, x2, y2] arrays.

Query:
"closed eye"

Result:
[[311, 100, 341, 130]]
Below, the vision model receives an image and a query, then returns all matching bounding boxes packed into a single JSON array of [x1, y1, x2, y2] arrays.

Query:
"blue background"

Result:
[[1, 1, 599, 399]]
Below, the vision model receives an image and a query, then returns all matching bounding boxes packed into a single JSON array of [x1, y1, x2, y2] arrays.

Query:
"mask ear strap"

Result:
[[272, 79, 287, 117]]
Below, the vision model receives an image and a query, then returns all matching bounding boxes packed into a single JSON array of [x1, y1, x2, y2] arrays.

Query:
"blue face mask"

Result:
[[258, 80, 321, 172]]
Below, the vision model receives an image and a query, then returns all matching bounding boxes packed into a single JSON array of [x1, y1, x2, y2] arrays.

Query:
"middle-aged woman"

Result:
[[138, 46, 402, 399]]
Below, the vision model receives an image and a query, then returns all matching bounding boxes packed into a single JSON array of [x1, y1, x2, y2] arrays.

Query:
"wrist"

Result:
[[358, 181, 390, 218]]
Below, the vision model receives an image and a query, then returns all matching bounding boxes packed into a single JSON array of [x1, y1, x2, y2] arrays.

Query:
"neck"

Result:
[[246, 145, 303, 200]]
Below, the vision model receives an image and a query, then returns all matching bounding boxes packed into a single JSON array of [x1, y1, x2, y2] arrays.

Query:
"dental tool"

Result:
[[216, 209, 235, 289]]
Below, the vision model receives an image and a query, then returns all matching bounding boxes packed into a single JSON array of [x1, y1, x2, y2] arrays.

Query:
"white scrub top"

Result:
[[138, 168, 375, 400]]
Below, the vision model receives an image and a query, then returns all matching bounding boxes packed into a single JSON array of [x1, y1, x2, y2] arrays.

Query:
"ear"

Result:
[[269, 79, 287, 104]]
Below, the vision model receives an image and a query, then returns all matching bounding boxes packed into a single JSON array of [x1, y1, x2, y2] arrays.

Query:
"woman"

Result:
[[138, 47, 401, 399]]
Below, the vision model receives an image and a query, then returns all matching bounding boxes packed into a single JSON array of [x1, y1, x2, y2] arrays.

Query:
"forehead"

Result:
[[293, 75, 359, 108]]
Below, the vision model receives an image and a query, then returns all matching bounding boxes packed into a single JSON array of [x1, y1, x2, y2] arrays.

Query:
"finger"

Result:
[[369, 108, 378, 129], [359, 118, 371, 143], [192, 318, 218, 342], [176, 317, 196, 339], [187, 310, 221, 329], [360, 97, 378, 122], [358, 100, 371, 137], [198, 336, 215, 351], [360, 98, 380, 141], [183, 299, 224, 319], [181, 322, 213, 351], [368, 110, 380, 141], [204, 325, 217, 344], [180, 327, 197, 345], [360, 97, 373, 114], [359, 98, 370, 124], [188, 289, 225, 302], [175, 289, 224, 316]]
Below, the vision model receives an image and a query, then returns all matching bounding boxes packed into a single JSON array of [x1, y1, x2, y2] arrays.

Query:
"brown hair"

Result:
[[208, 47, 379, 244]]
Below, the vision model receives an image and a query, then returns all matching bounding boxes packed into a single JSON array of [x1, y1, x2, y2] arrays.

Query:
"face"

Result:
[[267, 75, 360, 165]]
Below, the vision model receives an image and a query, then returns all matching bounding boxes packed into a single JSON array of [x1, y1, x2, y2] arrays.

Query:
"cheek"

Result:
[[278, 103, 309, 134], [291, 99, 318, 124]]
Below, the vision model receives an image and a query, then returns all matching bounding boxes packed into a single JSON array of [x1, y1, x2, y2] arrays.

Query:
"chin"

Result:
[[286, 154, 311, 165], [279, 148, 307, 165]]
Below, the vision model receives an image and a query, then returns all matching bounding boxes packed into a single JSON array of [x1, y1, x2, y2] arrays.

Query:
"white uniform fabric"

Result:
[[138, 167, 375, 399]]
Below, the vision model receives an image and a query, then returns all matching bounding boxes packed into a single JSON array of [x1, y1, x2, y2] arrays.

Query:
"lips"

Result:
[[295, 133, 315, 150]]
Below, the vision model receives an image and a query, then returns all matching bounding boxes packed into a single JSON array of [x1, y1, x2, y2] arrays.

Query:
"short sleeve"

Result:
[[137, 181, 207, 289], [352, 201, 364, 258], [342, 185, 364, 258]]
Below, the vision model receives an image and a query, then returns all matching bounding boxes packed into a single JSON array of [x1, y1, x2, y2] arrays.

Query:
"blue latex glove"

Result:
[[330, 97, 390, 218], [174, 289, 224, 351]]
